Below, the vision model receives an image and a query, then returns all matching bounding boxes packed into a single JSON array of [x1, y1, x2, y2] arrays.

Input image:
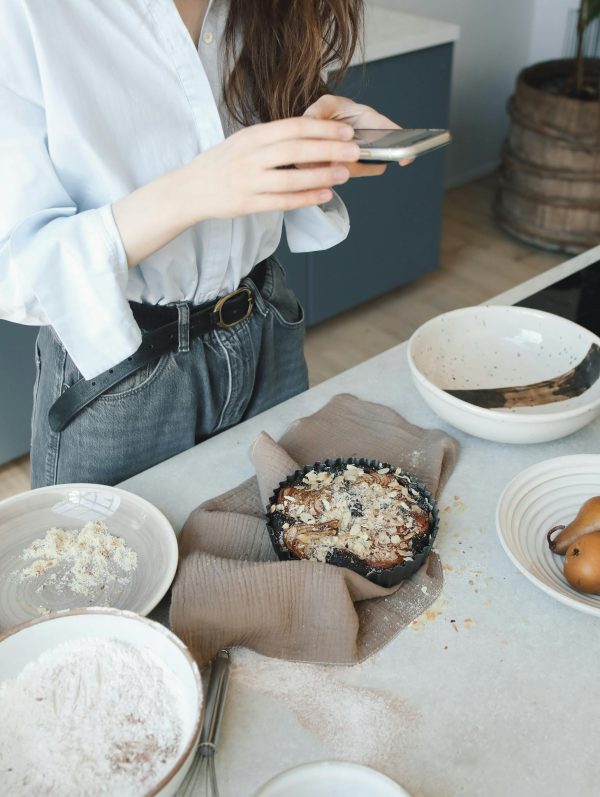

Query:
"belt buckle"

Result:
[[214, 286, 254, 329]]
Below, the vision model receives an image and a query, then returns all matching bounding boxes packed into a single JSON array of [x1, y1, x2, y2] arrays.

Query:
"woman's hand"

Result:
[[184, 117, 360, 221], [303, 94, 413, 177], [113, 117, 359, 267]]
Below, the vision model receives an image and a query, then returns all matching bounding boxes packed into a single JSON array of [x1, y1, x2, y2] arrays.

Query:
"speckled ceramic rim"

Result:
[[265, 458, 439, 588], [408, 305, 600, 422], [0, 483, 179, 618], [0, 607, 203, 797]]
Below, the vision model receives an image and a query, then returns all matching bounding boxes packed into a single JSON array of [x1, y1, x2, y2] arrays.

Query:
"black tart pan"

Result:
[[265, 457, 439, 588]]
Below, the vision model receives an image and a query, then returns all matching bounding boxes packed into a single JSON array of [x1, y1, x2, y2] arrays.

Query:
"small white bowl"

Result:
[[407, 305, 600, 444], [0, 608, 203, 797], [0, 483, 178, 629], [254, 761, 412, 797]]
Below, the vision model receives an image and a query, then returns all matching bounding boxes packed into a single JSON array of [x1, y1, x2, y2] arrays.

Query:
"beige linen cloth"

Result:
[[170, 394, 458, 667]]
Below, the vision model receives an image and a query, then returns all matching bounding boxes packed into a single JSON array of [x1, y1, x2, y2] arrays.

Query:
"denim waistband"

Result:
[[128, 259, 269, 332]]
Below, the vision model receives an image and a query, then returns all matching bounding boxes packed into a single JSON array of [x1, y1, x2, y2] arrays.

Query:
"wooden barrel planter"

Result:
[[495, 59, 600, 253]]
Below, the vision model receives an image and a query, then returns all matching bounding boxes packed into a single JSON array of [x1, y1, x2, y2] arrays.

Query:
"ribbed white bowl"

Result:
[[496, 454, 600, 616]]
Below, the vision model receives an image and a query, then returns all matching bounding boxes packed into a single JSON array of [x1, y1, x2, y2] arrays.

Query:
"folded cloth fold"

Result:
[[170, 394, 459, 668]]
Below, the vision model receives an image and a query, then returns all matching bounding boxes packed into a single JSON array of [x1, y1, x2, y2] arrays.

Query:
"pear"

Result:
[[547, 496, 600, 555], [564, 531, 600, 594]]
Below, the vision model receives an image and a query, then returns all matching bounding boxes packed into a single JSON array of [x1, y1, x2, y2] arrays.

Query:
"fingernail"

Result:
[[338, 126, 354, 140], [333, 167, 348, 182], [319, 190, 332, 202]]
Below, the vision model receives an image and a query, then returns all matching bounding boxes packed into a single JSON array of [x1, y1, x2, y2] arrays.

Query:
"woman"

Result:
[[0, 0, 402, 487]]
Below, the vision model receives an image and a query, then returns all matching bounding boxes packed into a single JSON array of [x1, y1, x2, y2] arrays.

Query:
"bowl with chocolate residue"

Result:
[[408, 305, 600, 444]]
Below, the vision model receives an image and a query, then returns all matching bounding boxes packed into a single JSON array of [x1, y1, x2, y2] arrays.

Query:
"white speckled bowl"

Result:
[[0, 608, 203, 797], [407, 305, 600, 444]]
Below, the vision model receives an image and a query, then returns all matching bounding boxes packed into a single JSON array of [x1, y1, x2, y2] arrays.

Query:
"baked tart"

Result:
[[266, 458, 438, 587]]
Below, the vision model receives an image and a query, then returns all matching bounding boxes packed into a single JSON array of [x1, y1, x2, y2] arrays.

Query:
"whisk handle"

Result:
[[199, 649, 231, 755]]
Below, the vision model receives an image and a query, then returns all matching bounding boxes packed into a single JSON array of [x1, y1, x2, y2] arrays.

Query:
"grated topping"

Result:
[[274, 464, 432, 569], [13, 520, 138, 606]]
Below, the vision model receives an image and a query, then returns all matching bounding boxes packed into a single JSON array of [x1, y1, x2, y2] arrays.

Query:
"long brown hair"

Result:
[[223, 0, 364, 125]]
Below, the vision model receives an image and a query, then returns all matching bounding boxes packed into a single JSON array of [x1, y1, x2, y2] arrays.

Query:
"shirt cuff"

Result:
[[283, 191, 350, 253], [42, 205, 141, 380]]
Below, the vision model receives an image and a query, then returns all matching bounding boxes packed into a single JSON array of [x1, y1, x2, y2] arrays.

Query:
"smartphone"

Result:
[[353, 128, 451, 163]]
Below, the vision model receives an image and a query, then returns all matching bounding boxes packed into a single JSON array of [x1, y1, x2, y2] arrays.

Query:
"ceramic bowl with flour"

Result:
[[0, 608, 203, 797]]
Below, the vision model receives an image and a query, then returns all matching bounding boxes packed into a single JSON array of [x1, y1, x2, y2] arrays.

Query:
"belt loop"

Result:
[[176, 302, 190, 353]]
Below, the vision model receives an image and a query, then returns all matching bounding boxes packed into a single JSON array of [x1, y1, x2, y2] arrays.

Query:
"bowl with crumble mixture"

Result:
[[266, 458, 438, 587]]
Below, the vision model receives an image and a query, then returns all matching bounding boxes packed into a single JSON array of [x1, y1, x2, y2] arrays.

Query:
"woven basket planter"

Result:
[[496, 59, 600, 254]]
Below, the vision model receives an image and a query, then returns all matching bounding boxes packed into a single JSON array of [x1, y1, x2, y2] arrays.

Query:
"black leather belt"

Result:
[[48, 261, 267, 433]]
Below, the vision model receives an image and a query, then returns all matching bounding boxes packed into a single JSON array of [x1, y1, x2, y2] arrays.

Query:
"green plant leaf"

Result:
[[586, 0, 600, 24]]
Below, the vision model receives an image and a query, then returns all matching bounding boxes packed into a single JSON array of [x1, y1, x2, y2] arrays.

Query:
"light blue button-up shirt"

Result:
[[0, 0, 349, 379]]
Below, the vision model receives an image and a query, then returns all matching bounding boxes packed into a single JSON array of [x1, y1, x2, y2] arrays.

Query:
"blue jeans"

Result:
[[30, 258, 308, 487]]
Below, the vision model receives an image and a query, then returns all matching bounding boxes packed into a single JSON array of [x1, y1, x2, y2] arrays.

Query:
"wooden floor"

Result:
[[0, 173, 563, 502], [304, 172, 563, 385]]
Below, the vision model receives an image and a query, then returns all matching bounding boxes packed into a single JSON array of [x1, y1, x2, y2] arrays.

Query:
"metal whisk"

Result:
[[178, 649, 231, 797]]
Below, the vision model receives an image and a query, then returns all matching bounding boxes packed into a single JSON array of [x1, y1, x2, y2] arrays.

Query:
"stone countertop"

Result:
[[358, 4, 460, 66], [121, 245, 600, 797]]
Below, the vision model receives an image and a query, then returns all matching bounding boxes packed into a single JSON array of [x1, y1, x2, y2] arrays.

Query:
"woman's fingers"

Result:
[[252, 188, 334, 213], [263, 164, 350, 193], [304, 94, 402, 131], [303, 93, 350, 120], [246, 116, 354, 146], [260, 138, 360, 168]]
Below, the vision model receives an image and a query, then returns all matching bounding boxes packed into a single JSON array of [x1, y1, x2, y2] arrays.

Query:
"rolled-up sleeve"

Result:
[[283, 191, 350, 253], [0, 4, 141, 380]]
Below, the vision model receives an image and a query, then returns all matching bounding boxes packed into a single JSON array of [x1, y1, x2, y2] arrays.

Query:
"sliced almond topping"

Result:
[[276, 464, 430, 568]]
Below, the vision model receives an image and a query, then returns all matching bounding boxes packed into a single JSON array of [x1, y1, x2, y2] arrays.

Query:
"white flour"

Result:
[[0, 637, 186, 796], [13, 520, 138, 606], [231, 649, 421, 769]]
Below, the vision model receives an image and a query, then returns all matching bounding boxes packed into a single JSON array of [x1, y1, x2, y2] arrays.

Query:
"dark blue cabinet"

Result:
[[0, 321, 37, 464], [278, 43, 454, 324]]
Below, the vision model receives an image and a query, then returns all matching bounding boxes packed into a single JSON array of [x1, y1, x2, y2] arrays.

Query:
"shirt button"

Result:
[[203, 30, 214, 44]]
